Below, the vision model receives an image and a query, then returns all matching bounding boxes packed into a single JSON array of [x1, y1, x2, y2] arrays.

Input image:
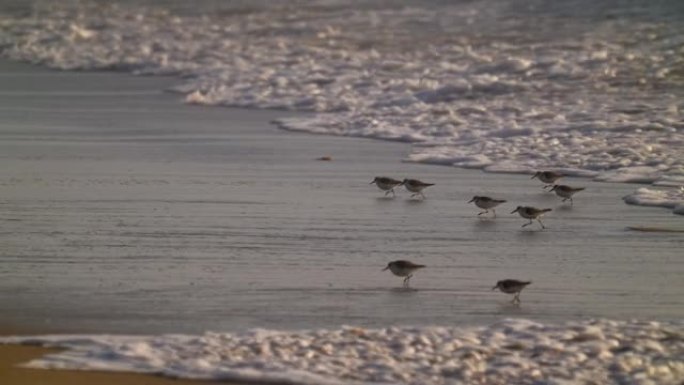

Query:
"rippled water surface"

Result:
[[0, 61, 682, 335], [0, 60, 683, 385]]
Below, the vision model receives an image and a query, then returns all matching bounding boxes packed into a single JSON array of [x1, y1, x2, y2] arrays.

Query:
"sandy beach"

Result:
[[0, 322, 224, 384], [1, 57, 682, 383], [2, 0, 683, 382], [0, 343, 236, 385]]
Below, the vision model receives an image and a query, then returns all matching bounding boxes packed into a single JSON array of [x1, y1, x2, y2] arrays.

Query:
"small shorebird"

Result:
[[401, 179, 434, 199], [468, 196, 506, 218], [492, 279, 531, 304], [549, 185, 585, 206], [511, 206, 552, 229], [370, 176, 403, 197], [383, 260, 426, 288], [531, 171, 563, 189]]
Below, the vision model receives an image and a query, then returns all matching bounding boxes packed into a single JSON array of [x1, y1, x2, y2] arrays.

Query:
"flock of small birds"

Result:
[[373, 170, 586, 304], [370, 177, 434, 199]]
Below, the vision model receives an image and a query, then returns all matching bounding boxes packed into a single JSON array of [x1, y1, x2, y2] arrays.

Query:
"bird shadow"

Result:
[[404, 198, 426, 205], [389, 287, 419, 294], [556, 204, 573, 211], [473, 218, 497, 228], [517, 227, 544, 235], [497, 301, 526, 314], [375, 196, 396, 202]]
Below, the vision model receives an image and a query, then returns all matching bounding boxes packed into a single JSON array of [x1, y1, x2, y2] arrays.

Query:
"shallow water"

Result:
[[0, 61, 682, 337], [1, 0, 683, 189]]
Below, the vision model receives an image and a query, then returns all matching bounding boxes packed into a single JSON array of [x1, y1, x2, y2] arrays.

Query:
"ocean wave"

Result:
[[2, 319, 683, 385], [1, 0, 682, 198], [623, 186, 684, 215]]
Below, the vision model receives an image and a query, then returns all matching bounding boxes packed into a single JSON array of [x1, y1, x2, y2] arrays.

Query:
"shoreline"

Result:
[[2, 0, 682, 193], [1, 57, 683, 384], [4, 57, 683, 216], [2, 57, 683, 329], [0, 345, 232, 385], [0, 326, 231, 385], [2, 320, 682, 385]]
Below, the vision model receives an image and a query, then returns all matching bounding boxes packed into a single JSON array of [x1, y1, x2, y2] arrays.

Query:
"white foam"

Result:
[[623, 187, 684, 215], [595, 166, 668, 184], [1, 0, 682, 190], [2, 319, 682, 385]]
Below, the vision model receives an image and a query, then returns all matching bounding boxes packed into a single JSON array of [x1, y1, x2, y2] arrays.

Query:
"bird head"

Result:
[[510, 206, 522, 214], [370, 177, 379, 184], [382, 262, 392, 271]]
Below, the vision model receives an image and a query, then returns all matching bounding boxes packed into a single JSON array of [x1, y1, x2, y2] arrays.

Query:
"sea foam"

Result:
[[0, 0, 682, 208], [623, 186, 684, 215], [2, 319, 683, 385]]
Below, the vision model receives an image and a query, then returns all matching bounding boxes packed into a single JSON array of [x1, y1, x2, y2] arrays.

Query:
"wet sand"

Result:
[[1, 58, 682, 336]]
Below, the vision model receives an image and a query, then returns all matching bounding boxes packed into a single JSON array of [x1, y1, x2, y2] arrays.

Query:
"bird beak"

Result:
[[550, 185, 557, 191], [369, 180, 376, 184], [510, 208, 518, 214], [531, 173, 538, 179], [467, 198, 475, 203], [492, 285, 498, 290], [382, 266, 389, 271]]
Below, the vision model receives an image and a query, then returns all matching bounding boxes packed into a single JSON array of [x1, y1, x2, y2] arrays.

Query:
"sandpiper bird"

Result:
[[468, 196, 506, 218], [549, 185, 585, 206], [383, 260, 426, 288], [370, 176, 403, 197], [511, 206, 552, 229], [492, 279, 531, 304], [401, 179, 434, 199], [531, 171, 563, 189]]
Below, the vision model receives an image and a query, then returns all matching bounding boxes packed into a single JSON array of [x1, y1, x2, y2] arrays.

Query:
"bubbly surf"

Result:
[[624, 186, 684, 215], [1, 0, 682, 205], [2, 319, 683, 385]]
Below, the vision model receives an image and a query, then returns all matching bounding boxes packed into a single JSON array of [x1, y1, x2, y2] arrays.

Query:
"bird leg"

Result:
[[403, 274, 412, 287], [492, 209, 497, 218], [513, 293, 521, 304], [537, 218, 545, 229]]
